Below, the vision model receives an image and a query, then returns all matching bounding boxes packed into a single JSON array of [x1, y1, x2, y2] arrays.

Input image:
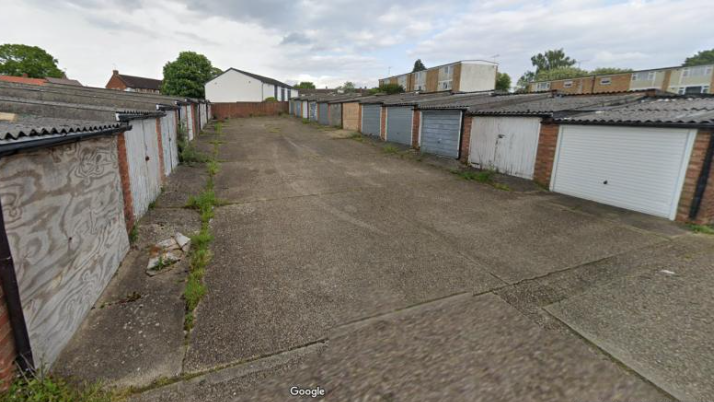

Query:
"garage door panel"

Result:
[[386, 107, 412, 145], [553, 125, 694, 219], [421, 111, 461, 158], [319, 103, 329, 125], [470, 117, 540, 179], [362, 105, 381, 137]]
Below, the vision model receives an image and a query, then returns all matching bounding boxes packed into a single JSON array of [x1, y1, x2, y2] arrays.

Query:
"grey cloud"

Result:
[[280, 32, 312, 46]]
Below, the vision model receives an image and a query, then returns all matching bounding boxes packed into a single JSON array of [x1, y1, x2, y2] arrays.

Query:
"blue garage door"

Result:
[[386, 107, 413, 146], [421, 110, 462, 158], [361, 105, 381, 137], [319, 103, 329, 125], [309, 102, 317, 121]]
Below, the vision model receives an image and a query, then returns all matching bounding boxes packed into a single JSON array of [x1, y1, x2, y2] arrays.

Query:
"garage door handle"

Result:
[[498, 134, 505, 138], [603, 180, 608, 185], [146, 156, 150, 161]]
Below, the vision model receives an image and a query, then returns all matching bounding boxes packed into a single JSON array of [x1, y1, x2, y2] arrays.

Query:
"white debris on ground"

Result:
[[146, 232, 192, 276]]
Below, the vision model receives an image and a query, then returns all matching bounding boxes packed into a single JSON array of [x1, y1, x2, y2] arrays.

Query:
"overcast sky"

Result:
[[2, 0, 713, 89]]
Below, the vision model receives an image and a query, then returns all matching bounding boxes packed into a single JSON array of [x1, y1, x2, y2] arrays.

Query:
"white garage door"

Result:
[[552, 125, 696, 219], [469, 117, 541, 179]]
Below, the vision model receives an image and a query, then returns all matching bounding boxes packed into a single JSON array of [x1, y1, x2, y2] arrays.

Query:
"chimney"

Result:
[[113, 70, 119, 76]]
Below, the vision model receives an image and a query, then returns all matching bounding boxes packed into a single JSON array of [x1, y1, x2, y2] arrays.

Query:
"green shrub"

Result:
[[4, 371, 112, 402]]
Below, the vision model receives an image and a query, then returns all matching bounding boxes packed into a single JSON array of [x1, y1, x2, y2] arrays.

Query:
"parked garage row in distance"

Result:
[[288, 90, 714, 225]]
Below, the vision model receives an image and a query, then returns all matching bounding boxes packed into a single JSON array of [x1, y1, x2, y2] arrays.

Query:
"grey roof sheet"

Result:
[[0, 115, 125, 142], [45, 77, 82, 86], [362, 91, 455, 105], [471, 92, 646, 116], [557, 97, 714, 127]]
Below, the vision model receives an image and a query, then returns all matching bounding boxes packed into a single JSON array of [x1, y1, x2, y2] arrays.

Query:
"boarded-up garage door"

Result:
[[386, 107, 412, 146], [329, 104, 342, 127], [469, 117, 541, 179], [421, 110, 462, 158], [552, 125, 695, 219], [343, 102, 360, 131], [309, 102, 317, 121], [319, 103, 329, 125], [361, 105, 381, 137]]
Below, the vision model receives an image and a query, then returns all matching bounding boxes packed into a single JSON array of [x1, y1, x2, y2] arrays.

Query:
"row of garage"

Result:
[[290, 91, 714, 224]]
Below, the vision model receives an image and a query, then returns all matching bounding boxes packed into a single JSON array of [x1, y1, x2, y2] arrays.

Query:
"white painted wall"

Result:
[[459, 62, 498, 92], [206, 69, 265, 102]]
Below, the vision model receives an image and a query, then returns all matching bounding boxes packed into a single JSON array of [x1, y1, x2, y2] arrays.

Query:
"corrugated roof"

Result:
[[557, 96, 714, 127], [0, 115, 125, 143], [117, 73, 162, 91], [362, 91, 456, 105], [470, 92, 647, 116], [408, 92, 551, 111], [45, 77, 82, 86]]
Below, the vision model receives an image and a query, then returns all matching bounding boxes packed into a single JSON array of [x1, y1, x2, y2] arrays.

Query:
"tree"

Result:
[[590, 67, 633, 75], [295, 81, 316, 89], [683, 49, 714, 66], [0, 44, 64, 78], [531, 49, 576, 73], [338, 81, 356, 93], [495, 72, 511, 91], [211, 67, 223, 78], [516, 71, 535, 92], [161, 51, 215, 98], [369, 83, 404, 95], [412, 59, 426, 72], [535, 67, 589, 81]]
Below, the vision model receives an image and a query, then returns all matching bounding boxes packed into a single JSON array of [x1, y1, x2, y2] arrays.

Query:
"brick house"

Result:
[[105, 70, 162, 94]]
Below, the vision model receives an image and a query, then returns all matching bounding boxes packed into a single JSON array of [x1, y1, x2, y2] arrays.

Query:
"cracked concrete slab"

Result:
[[547, 234, 714, 401]]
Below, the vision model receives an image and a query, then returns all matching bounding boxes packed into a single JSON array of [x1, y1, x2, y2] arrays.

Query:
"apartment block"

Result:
[[528, 64, 714, 95], [379, 60, 498, 93]]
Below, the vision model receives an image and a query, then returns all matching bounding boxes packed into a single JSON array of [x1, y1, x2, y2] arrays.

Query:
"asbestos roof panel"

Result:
[[117, 74, 162, 91], [414, 93, 551, 110], [471, 92, 647, 116], [362, 91, 456, 105], [0, 115, 125, 142], [557, 96, 714, 126]]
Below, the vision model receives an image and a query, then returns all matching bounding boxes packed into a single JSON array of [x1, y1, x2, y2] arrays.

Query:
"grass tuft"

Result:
[[382, 145, 399, 154], [688, 223, 714, 235], [452, 169, 510, 191], [128, 224, 139, 244], [4, 369, 113, 402]]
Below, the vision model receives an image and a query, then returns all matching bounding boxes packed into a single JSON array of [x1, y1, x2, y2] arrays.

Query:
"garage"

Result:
[[309, 102, 317, 121], [302, 101, 309, 119], [296, 101, 301, 117], [361, 105, 381, 137], [342, 102, 360, 130], [551, 125, 696, 219], [469, 116, 542, 179], [329, 103, 342, 127], [318, 103, 329, 125], [386, 106, 413, 146], [420, 110, 463, 158]]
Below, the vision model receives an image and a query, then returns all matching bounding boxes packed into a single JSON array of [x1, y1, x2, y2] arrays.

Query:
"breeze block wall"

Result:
[[211, 102, 288, 119]]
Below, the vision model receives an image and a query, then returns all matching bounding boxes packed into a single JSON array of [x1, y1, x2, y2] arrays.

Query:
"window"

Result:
[[683, 66, 713, 78], [398, 75, 408, 90], [534, 82, 550, 91], [438, 65, 454, 91], [414, 71, 427, 91], [563, 80, 573, 88], [678, 85, 710, 94], [600, 77, 612, 85], [632, 71, 656, 81]]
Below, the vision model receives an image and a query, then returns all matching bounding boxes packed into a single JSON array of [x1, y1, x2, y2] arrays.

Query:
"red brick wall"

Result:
[[412, 110, 421, 149], [105, 74, 127, 91], [677, 130, 714, 223], [211, 102, 288, 119], [155, 119, 165, 184], [380, 107, 387, 141], [357, 104, 362, 132], [116, 132, 135, 231], [459, 115, 473, 164], [533, 122, 560, 188], [0, 281, 16, 390]]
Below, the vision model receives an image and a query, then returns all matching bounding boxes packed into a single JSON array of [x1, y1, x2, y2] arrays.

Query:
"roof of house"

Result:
[[528, 63, 714, 85], [556, 96, 714, 127], [0, 75, 47, 86], [361, 91, 457, 105], [383, 91, 495, 107], [45, 77, 82, 86], [215, 68, 292, 88], [116, 73, 162, 91], [470, 92, 648, 116]]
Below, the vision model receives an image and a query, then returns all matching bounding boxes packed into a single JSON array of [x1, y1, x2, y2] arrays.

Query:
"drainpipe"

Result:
[[0, 196, 34, 373], [689, 131, 714, 221]]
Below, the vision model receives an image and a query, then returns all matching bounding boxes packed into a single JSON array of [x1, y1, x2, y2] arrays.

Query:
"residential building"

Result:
[[106, 70, 162, 93], [378, 60, 498, 93], [527, 64, 714, 95], [205, 68, 296, 102]]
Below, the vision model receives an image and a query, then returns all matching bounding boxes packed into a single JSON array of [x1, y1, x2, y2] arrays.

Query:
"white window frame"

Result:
[[438, 65, 454, 91], [682, 66, 713, 78], [600, 77, 612, 85], [535, 82, 550, 91], [563, 80, 573, 88], [632, 71, 656, 82]]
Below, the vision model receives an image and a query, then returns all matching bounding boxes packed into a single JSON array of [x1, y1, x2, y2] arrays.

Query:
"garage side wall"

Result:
[[678, 129, 714, 224], [0, 137, 130, 366], [533, 122, 560, 187], [412, 111, 421, 149], [459, 116, 473, 163]]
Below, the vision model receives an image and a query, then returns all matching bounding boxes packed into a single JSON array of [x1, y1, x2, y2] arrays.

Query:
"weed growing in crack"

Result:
[[5, 367, 114, 402], [688, 223, 714, 235], [452, 169, 511, 191], [128, 224, 139, 244], [382, 145, 399, 154]]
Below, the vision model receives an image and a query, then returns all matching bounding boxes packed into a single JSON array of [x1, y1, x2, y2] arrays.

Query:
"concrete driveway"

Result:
[[57, 116, 713, 401]]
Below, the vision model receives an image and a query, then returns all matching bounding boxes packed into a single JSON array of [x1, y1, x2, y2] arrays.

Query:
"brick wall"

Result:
[[380, 107, 387, 141], [357, 104, 362, 132], [412, 110, 421, 149], [677, 129, 714, 223], [105, 74, 127, 91], [116, 132, 135, 231], [211, 102, 288, 119], [592, 73, 632, 93], [459, 115, 473, 164], [533, 122, 560, 188], [0, 281, 16, 389], [155, 119, 165, 184]]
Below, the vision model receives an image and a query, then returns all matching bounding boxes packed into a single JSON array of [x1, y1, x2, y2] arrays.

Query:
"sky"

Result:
[[1, 0, 713, 89]]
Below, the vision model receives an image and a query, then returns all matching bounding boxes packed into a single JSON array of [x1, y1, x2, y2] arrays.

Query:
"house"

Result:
[[106, 70, 162, 93], [205, 68, 296, 102], [0, 74, 47, 86], [45, 76, 82, 86], [528, 64, 714, 95], [378, 60, 498, 93]]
